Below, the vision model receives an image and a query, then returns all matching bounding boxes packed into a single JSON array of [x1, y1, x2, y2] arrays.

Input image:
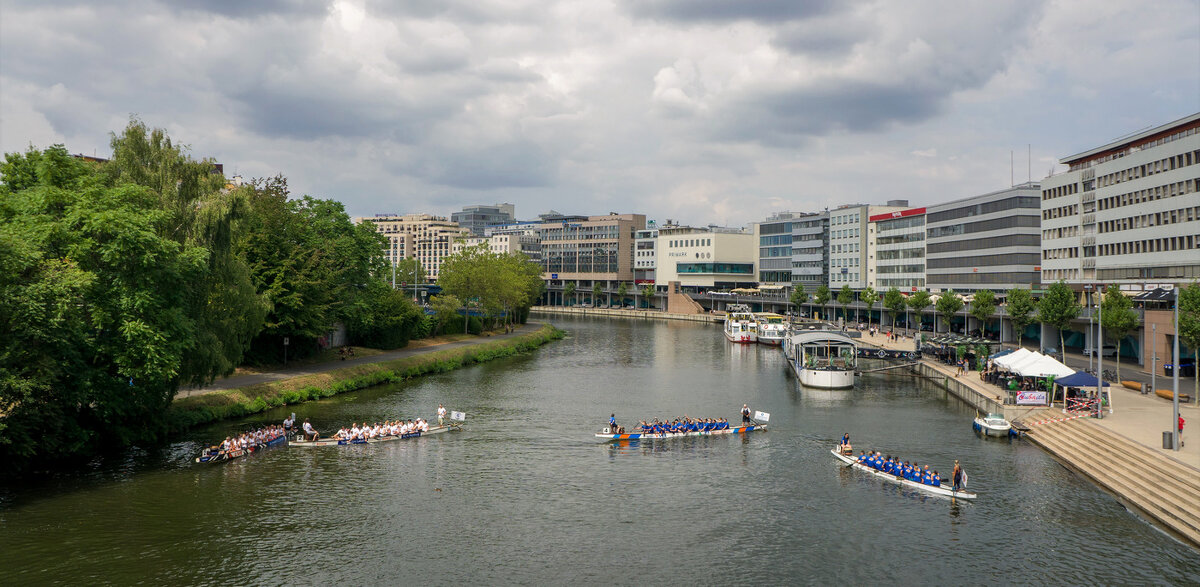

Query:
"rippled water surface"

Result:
[[2, 315, 1198, 584]]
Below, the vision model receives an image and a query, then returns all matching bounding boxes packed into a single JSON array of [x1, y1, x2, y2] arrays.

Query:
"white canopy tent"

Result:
[[1016, 355, 1075, 378], [993, 348, 1033, 370]]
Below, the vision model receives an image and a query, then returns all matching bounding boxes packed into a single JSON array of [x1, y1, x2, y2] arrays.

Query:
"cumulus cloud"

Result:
[[1, 0, 1196, 227]]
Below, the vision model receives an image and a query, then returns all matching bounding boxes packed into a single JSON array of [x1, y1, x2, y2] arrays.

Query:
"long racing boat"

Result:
[[830, 447, 976, 500], [595, 423, 766, 441], [195, 433, 287, 464], [291, 423, 461, 447]]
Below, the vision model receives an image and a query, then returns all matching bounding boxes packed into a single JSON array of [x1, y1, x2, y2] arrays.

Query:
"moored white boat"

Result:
[[723, 304, 758, 343], [783, 331, 857, 389], [291, 423, 460, 447], [755, 313, 788, 346], [972, 413, 1012, 437], [831, 447, 976, 500]]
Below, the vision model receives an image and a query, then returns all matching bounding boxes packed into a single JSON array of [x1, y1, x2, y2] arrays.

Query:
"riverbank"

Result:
[[165, 322, 563, 433], [532, 305, 721, 323], [857, 328, 1200, 549]]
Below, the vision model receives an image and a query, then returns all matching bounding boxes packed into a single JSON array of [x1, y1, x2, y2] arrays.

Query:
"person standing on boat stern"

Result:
[[437, 404, 447, 426], [952, 460, 963, 491], [741, 404, 751, 425], [609, 413, 617, 430]]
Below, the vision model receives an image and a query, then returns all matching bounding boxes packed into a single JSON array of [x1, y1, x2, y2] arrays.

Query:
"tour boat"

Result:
[[291, 423, 461, 447], [723, 304, 758, 343], [831, 447, 976, 500], [755, 313, 789, 346], [195, 433, 287, 464], [972, 413, 1013, 437], [595, 422, 766, 441], [783, 331, 857, 389]]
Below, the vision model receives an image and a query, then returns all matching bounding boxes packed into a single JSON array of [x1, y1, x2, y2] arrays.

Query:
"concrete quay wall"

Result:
[[531, 306, 721, 324]]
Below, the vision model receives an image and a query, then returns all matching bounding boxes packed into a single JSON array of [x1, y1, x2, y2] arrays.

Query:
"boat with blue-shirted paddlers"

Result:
[[831, 447, 976, 500]]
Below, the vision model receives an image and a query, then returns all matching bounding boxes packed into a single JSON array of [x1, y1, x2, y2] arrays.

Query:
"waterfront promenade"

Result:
[[858, 329, 1200, 548], [176, 322, 542, 398]]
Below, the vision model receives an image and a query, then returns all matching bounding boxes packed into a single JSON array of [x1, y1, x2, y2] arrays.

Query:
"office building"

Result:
[[925, 184, 1042, 293], [355, 213, 470, 281], [868, 207, 926, 291], [451, 203, 516, 236], [1041, 112, 1200, 285], [754, 212, 797, 286], [790, 211, 829, 291], [830, 202, 907, 288], [538, 212, 646, 284], [656, 225, 756, 292]]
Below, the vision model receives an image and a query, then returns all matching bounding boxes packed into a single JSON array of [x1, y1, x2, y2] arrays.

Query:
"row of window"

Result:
[[833, 228, 859, 239], [877, 248, 925, 260], [1044, 247, 1079, 260], [760, 235, 791, 246], [833, 257, 860, 268], [1042, 204, 1079, 221], [1099, 178, 1196, 211], [541, 226, 623, 241], [1100, 204, 1200, 234], [1067, 125, 1199, 172], [930, 272, 1041, 286], [668, 238, 713, 248], [877, 233, 925, 245], [1099, 149, 1198, 187], [1099, 235, 1197, 256], [879, 278, 925, 287], [927, 253, 1040, 269], [833, 213, 860, 225], [927, 196, 1039, 223], [760, 246, 791, 258], [927, 234, 1040, 254], [760, 223, 792, 235], [877, 216, 926, 231], [1098, 263, 1200, 280], [832, 272, 860, 283], [1043, 226, 1080, 240], [1042, 182, 1080, 201], [927, 215, 1039, 238], [1043, 268, 1081, 281], [876, 264, 925, 274], [677, 263, 753, 274], [833, 243, 860, 253]]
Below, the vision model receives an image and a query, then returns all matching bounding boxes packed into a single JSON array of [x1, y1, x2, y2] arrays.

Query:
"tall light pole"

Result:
[[1096, 284, 1104, 419], [1085, 285, 1094, 373], [1150, 323, 1156, 397], [1172, 286, 1180, 451]]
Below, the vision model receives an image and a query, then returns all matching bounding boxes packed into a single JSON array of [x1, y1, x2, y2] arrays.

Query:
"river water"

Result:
[[2, 315, 1198, 584]]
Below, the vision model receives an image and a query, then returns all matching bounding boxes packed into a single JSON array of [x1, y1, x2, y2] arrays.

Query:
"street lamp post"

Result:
[[1096, 284, 1104, 419], [1085, 285, 1094, 373], [1172, 286, 1180, 451], [1150, 323, 1156, 398]]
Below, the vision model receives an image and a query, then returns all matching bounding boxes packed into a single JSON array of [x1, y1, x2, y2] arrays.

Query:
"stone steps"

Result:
[[1022, 414, 1200, 547]]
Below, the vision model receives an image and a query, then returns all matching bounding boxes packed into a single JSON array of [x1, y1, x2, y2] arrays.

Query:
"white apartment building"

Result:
[[634, 224, 659, 285], [355, 213, 470, 281], [753, 212, 797, 286], [868, 207, 926, 291], [830, 202, 907, 288], [452, 232, 541, 261], [1041, 112, 1200, 286], [656, 226, 756, 292]]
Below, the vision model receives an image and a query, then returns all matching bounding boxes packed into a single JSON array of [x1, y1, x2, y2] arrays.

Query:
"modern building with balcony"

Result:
[[790, 211, 829, 292], [754, 212, 797, 287]]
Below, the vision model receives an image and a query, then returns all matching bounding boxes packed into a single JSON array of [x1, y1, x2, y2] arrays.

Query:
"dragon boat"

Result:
[[831, 447, 977, 500], [291, 423, 461, 447]]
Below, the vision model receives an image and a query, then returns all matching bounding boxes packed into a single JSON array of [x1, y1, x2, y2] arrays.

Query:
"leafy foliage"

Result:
[[860, 286, 878, 328], [1038, 281, 1080, 357], [1099, 284, 1136, 381], [438, 243, 543, 328], [970, 290, 996, 337], [1176, 282, 1200, 403], [935, 289, 963, 331], [1006, 287, 1037, 347], [907, 290, 932, 332], [883, 287, 906, 331], [813, 285, 831, 319]]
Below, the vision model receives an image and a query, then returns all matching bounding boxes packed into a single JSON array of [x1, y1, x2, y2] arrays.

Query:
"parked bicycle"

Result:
[[1101, 369, 1118, 383]]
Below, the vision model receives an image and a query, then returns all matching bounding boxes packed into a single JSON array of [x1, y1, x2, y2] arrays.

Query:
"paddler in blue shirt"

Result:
[[932, 471, 941, 487]]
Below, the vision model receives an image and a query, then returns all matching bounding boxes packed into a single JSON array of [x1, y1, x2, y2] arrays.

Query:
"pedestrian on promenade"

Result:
[[1180, 416, 1186, 448]]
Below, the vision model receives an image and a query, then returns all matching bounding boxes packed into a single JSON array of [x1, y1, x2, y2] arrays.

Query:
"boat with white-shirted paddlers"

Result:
[[831, 446, 976, 500], [291, 422, 461, 447]]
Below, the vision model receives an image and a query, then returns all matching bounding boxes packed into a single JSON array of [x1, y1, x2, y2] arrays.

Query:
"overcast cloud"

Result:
[[2, 0, 1197, 226]]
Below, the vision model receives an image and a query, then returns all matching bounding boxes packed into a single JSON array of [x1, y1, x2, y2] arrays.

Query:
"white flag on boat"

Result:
[[450, 411, 466, 421], [754, 411, 770, 422]]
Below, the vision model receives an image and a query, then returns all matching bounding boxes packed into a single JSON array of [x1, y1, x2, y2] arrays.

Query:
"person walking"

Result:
[[1180, 415, 1186, 448]]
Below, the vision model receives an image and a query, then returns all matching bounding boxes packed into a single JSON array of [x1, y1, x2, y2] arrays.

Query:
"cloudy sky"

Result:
[[2, 0, 1197, 226]]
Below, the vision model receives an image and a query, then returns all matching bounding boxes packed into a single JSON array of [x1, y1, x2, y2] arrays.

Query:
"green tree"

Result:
[[1006, 287, 1037, 348], [564, 282, 577, 306], [393, 258, 426, 287], [642, 283, 655, 308], [1099, 284, 1136, 382], [0, 145, 207, 470], [104, 119, 267, 386], [592, 282, 604, 306], [971, 290, 997, 339], [860, 286, 878, 329], [907, 290, 932, 333], [430, 294, 464, 334], [837, 285, 854, 323], [343, 278, 422, 348], [1038, 281, 1080, 359], [813, 285, 831, 321], [617, 282, 628, 306], [790, 288, 809, 318], [936, 289, 964, 333], [1177, 282, 1200, 404], [883, 287, 906, 332]]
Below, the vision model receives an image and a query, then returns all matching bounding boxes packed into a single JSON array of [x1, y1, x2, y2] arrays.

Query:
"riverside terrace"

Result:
[[857, 328, 1200, 549]]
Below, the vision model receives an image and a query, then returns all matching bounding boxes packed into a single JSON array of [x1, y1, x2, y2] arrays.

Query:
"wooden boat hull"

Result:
[[290, 424, 459, 447], [595, 424, 765, 441], [830, 448, 977, 500]]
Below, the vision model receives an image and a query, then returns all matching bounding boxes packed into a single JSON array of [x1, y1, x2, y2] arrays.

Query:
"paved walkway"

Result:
[[854, 328, 1199, 468], [175, 322, 542, 399]]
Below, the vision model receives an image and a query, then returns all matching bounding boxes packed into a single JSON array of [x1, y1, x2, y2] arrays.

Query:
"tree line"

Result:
[[0, 120, 542, 472]]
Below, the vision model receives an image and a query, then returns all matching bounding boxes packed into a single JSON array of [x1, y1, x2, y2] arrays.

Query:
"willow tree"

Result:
[[104, 118, 267, 386]]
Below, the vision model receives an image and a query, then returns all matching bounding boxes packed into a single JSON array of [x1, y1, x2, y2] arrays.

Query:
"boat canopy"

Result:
[[789, 331, 857, 346]]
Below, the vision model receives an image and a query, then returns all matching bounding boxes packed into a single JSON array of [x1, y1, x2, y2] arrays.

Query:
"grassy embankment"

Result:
[[166, 323, 563, 432]]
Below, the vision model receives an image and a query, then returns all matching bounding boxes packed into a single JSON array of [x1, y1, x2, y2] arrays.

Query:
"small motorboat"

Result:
[[972, 413, 1012, 437]]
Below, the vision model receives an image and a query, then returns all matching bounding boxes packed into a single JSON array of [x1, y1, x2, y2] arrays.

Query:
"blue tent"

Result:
[[1054, 372, 1110, 388]]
